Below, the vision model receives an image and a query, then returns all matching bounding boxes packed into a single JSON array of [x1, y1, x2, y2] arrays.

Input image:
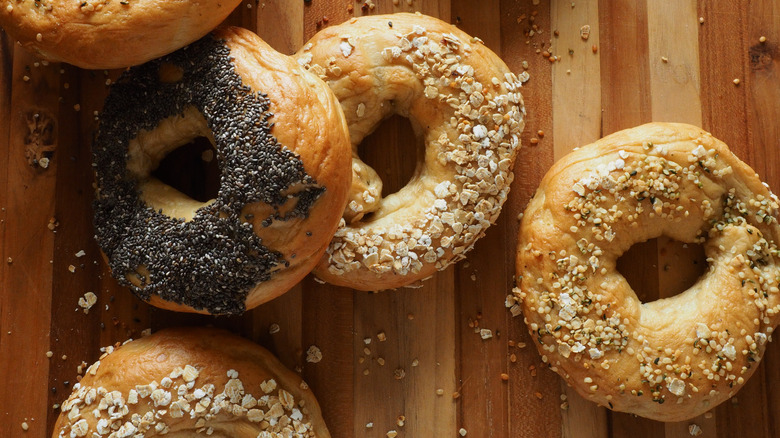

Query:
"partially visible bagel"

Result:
[[52, 328, 331, 437], [0, 0, 242, 69]]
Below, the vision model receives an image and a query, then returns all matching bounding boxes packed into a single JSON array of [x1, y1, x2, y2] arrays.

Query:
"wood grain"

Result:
[[746, 2, 780, 437], [1, 1, 780, 437], [500, 0, 562, 436], [700, 2, 771, 437], [1, 51, 60, 436]]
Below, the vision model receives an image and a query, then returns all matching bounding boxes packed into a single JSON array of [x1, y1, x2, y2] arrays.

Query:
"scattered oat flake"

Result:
[[75, 250, 86, 258], [68, 265, 76, 273], [459, 427, 468, 436], [387, 431, 398, 438], [268, 323, 280, 334], [688, 424, 703, 436], [21, 421, 29, 431], [339, 41, 353, 57], [377, 331, 387, 342], [479, 328, 493, 340], [580, 25, 591, 40], [78, 292, 97, 313], [306, 345, 323, 363]]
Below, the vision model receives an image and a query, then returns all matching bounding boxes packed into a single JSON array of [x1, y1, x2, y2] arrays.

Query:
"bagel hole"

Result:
[[358, 114, 423, 199], [151, 136, 220, 203], [616, 236, 707, 303]]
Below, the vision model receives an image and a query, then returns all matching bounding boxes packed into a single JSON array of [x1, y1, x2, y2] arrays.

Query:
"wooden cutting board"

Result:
[[1, 0, 779, 436]]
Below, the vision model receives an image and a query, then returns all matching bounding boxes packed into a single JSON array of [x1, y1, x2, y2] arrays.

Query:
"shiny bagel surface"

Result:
[[0, 0, 243, 69]]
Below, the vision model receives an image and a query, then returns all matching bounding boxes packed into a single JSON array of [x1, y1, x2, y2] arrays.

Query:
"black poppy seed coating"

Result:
[[93, 35, 324, 315]]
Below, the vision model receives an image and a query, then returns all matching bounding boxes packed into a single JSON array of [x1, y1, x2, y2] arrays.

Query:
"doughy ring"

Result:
[[0, 0, 242, 69], [52, 327, 330, 437], [297, 13, 526, 290], [512, 123, 780, 421], [93, 27, 351, 315]]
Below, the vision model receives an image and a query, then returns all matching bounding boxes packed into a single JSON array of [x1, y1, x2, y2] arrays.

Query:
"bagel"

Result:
[[93, 27, 351, 315], [52, 328, 330, 437], [297, 13, 526, 290], [0, 0, 243, 69], [512, 123, 780, 421]]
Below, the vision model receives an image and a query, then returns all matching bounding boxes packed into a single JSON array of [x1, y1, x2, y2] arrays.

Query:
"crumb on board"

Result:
[[306, 345, 323, 363]]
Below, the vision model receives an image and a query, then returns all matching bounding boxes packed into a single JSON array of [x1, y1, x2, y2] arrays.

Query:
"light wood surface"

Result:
[[1, 0, 779, 437]]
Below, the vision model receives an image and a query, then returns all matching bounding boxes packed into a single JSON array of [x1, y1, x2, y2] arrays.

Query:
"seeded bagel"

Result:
[[93, 27, 351, 315], [298, 13, 526, 290], [52, 328, 330, 437], [512, 123, 780, 421]]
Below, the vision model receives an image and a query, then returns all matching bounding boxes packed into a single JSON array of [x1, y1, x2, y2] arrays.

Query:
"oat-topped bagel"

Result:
[[52, 328, 330, 437], [512, 123, 780, 421], [297, 13, 526, 290], [93, 27, 351, 315], [0, 0, 243, 69]]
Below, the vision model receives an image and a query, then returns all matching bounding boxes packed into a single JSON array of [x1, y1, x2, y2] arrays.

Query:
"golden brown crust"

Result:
[[222, 27, 352, 309], [103, 27, 351, 314], [297, 13, 526, 290], [0, 0, 243, 69], [52, 328, 330, 437], [513, 123, 780, 421]]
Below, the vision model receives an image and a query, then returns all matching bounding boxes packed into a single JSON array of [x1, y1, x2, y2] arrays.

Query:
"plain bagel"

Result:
[[512, 123, 780, 421], [297, 13, 526, 290], [93, 27, 351, 315], [0, 0, 244, 69], [52, 328, 331, 437]]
